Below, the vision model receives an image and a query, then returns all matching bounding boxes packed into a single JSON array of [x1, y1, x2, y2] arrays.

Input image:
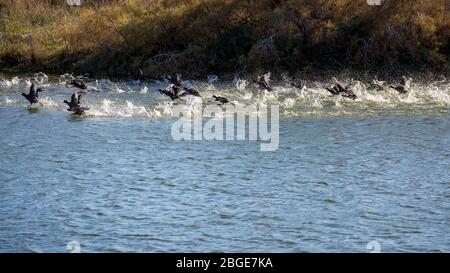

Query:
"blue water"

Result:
[[0, 78, 449, 252]]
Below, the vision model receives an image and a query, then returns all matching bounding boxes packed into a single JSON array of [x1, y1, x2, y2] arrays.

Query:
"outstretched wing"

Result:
[[176, 74, 183, 85], [182, 87, 201, 97], [71, 92, 78, 105], [29, 83, 37, 96]]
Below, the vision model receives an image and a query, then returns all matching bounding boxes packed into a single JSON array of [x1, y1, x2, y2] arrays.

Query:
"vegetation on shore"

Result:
[[0, 0, 449, 79]]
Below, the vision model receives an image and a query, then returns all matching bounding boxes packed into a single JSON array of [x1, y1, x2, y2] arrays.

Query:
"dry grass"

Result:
[[0, 0, 449, 78]]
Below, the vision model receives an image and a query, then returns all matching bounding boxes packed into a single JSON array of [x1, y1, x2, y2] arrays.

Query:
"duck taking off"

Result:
[[212, 95, 230, 104], [158, 74, 192, 101], [67, 79, 87, 90], [389, 75, 411, 94], [180, 87, 202, 97], [71, 106, 89, 116], [22, 81, 44, 105], [165, 74, 183, 96], [166, 74, 183, 86], [64, 92, 81, 111], [64, 92, 89, 115], [158, 89, 183, 101], [325, 77, 357, 100], [256, 72, 273, 91]]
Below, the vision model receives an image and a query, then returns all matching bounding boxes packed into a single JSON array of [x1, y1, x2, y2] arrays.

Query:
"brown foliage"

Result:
[[0, 0, 448, 77]]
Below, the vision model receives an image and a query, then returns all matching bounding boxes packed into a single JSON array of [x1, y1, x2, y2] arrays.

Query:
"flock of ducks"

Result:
[[156, 72, 274, 104], [325, 75, 412, 100], [154, 72, 411, 103], [21, 77, 90, 115], [157, 74, 231, 104], [157, 74, 202, 101], [19, 72, 414, 115]]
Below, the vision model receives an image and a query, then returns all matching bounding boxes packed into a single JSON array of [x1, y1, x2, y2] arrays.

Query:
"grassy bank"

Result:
[[0, 0, 449, 79]]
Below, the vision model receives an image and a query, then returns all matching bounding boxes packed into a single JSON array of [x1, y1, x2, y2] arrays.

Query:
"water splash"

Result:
[[34, 72, 49, 85], [86, 99, 165, 118], [208, 75, 219, 85], [0, 77, 29, 87], [1, 75, 449, 118], [4, 97, 17, 105], [58, 73, 75, 84], [235, 78, 248, 91], [39, 97, 59, 108], [139, 86, 149, 94]]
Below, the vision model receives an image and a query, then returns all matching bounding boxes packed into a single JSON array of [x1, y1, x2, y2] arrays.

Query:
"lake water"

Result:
[[0, 76, 449, 252]]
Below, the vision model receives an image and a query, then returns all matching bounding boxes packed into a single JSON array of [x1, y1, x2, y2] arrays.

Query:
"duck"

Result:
[[212, 95, 230, 104], [22, 81, 44, 105], [165, 74, 183, 95], [158, 89, 183, 101], [256, 72, 272, 91], [325, 77, 357, 100], [389, 75, 411, 94], [67, 79, 87, 90], [180, 87, 201, 97], [64, 92, 82, 111], [64, 92, 89, 115]]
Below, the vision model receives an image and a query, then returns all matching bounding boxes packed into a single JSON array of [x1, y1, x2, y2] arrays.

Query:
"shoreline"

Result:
[[1, 67, 448, 84]]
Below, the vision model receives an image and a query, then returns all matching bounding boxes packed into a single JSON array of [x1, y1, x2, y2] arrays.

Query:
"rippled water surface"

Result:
[[0, 76, 449, 252]]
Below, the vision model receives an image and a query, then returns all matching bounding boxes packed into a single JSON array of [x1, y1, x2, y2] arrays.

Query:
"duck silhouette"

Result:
[[22, 82, 44, 105]]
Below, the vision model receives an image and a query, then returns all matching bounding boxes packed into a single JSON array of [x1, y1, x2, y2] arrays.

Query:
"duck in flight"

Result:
[[158, 89, 183, 101], [158, 74, 202, 100], [212, 95, 230, 104], [166, 74, 183, 86], [22, 81, 44, 105], [67, 79, 87, 90], [180, 87, 201, 97], [165, 74, 183, 95], [325, 77, 357, 100], [389, 76, 411, 94], [256, 72, 273, 91]]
